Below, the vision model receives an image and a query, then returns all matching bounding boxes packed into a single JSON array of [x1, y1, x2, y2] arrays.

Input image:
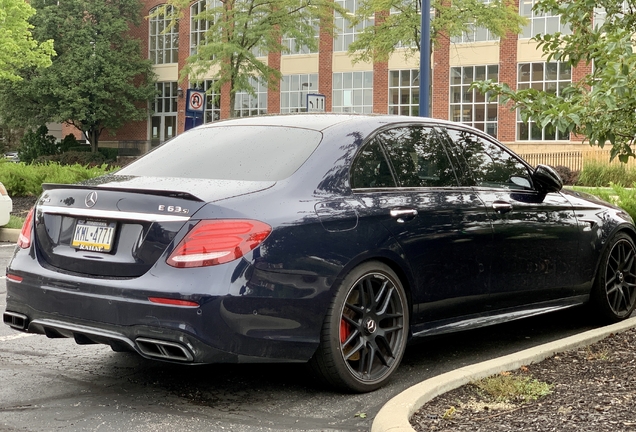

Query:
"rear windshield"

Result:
[[118, 126, 323, 181]]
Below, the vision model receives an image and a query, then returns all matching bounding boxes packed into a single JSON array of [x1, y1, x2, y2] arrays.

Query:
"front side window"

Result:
[[332, 71, 373, 114], [388, 70, 420, 117], [443, 128, 532, 190], [520, 0, 571, 38], [450, 65, 499, 137], [517, 62, 571, 141], [149, 5, 179, 64], [281, 74, 319, 113], [379, 126, 457, 188]]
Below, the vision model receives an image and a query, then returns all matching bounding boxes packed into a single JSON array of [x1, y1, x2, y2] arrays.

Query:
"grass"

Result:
[[577, 161, 636, 187], [472, 372, 553, 403], [3, 215, 25, 229]]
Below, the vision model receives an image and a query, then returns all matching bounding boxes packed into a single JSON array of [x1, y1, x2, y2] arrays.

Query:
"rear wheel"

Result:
[[591, 232, 636, 322], [310, 262, 409, 392]]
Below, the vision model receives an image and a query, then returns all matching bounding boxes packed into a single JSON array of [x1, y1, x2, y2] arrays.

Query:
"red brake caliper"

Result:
[[340, 318, 351, 343]]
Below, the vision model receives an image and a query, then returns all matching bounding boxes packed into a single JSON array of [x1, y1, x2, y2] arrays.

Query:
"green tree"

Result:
[[473, 0, 636, 162], [347, 0, 526, 63], [164, 0, 343, 118], [0, 0, 156, 152], [0, 0, 54, 82], [18, 125, 59, 164]]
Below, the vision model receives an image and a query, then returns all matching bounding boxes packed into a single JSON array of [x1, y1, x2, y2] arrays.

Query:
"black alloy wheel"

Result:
[[310, 262, 409, 393], [592, 232, 636, 322]]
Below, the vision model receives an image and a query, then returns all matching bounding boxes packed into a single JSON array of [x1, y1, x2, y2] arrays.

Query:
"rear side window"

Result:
[[118, 126, 323, 181], [351, 140, 396, 188]]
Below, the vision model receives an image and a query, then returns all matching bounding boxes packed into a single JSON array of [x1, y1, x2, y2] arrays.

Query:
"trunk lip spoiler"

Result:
[[41, 182, 204, 202]]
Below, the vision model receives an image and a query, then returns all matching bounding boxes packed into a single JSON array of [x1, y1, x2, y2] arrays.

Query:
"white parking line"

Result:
[[0, 333, 36, 342], [0, 244, 16, 247]]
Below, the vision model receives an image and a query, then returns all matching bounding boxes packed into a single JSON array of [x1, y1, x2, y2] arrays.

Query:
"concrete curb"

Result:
[[0, 228, 19, 243], [372, 316, 636, 432]]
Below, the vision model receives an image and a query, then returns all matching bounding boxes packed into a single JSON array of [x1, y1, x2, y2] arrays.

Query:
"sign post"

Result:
[[306, 93, 326, 113], [185, 89, 206, 131]]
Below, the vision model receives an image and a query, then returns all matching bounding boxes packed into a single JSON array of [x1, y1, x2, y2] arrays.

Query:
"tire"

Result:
[[590, 232, 636, 323], [309, 261, 409, 393]]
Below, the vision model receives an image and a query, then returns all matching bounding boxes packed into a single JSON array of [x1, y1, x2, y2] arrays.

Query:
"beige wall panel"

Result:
[[505, 142, 586, 153], [387, 50, 419, 70], [517, 40, 545, 62], [332, 52, 373, 72], [152, 64, 179, 81], [280, 55, 319, 74], [449, 43, 499, 66]]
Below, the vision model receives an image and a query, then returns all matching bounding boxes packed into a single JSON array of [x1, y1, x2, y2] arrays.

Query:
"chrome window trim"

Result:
[[38, 206, 190, 222]]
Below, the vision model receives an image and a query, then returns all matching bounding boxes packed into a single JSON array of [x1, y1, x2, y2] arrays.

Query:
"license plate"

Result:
[[72, 220, 116, 252]]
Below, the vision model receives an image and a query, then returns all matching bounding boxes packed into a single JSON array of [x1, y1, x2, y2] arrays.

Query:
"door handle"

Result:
[[390, 208, 418, 223], [492, 201, 513, 214]]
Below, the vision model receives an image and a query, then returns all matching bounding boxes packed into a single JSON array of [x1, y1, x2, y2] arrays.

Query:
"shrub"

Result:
[[18, 125, 59, 164], [577, 161, 636, 187], [59, 134, 80, 153], [34, 151, 108, 166], [0, 159, 115, 196], [553, 165, 579, 185]]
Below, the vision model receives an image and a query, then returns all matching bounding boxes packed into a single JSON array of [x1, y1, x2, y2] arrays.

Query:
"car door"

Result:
[[438, 126, 581, 309], [350, 125, 493, 327]]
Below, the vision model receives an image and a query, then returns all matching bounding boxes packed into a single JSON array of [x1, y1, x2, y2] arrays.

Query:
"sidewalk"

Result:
[[0, 227, 19, 243], [372, 316, 636, 432]]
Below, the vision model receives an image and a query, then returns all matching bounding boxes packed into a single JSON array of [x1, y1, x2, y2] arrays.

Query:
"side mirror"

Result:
[[532, 164, 563, 193]]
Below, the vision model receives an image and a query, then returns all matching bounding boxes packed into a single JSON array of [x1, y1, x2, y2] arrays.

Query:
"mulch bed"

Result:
[[411, 327, 636, 431]]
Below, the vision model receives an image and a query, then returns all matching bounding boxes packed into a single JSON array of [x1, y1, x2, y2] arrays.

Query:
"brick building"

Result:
[[77, 0, 595, 157]]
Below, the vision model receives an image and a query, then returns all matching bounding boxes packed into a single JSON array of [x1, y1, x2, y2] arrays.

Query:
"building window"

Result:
[[334, 0, 374, 52], [234, 78, 267, 117], [517, 62, 571, 140], [201, 80, 220, 123], [449, 66, 499, 137], [190, 0, 218, 56], [151, 82, 178, 143], [282, 18, 318, 55], [281, 74, 318, 113], [520, 0, 571, 38], [451, 0, 499, 43], [332, 71, 373, 113], [149, 5, 179, 64], [388, 69, 419, 116]]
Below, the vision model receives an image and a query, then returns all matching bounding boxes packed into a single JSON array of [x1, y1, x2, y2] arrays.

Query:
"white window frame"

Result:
[[234, 78, 267, 117], [149, 5, 179, 64], [449, 65, 499, 138], [519, 0, 571, 38], [334, 0, 374, 52], [281, 74, 319, 113], [332, 71, 373, 114], [451, 0, 499, 43], [516, 62, 572, 141], [388, 69, 420, 116]]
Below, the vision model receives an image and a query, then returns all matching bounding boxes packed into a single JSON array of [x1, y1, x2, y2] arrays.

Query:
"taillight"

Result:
[[167, 219, 271, 268], [17, 207, 34, 249]]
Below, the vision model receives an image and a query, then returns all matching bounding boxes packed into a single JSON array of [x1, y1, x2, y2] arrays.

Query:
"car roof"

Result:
[[197, 113, 476, 134]]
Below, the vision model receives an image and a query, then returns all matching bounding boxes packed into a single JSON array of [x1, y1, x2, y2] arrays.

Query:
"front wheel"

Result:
[[310, 262, 409, 393], [591, 232, 636, 323]]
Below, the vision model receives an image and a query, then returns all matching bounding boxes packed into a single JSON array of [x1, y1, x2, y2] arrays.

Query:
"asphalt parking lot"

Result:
[[0, 242, 605, 432]]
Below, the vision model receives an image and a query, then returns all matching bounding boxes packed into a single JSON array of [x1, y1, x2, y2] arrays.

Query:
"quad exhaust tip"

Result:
[[136, 337, 194, 362], [3, 312, 28, 331]]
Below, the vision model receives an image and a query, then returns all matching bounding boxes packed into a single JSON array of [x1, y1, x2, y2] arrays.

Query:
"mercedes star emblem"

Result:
[[85, 191, 98, 208]]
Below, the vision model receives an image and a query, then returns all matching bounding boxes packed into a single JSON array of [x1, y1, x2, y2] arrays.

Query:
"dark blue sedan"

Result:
[[4, 114, 636, 392]]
